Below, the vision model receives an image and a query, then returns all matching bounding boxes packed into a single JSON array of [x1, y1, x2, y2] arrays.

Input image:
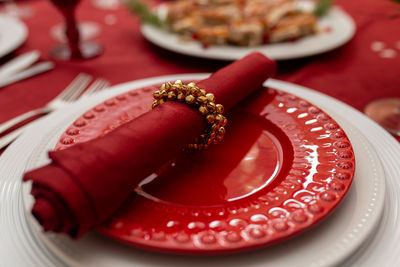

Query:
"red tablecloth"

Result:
[[0, 0, 399, 140]]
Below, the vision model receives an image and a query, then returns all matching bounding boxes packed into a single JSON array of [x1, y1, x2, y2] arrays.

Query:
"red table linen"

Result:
[[1, 0, 399, 141], [23, 52, 276, 238]]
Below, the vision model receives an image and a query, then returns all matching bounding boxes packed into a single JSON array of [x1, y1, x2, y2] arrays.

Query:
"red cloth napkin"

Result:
[[24, 52, 276, 238]]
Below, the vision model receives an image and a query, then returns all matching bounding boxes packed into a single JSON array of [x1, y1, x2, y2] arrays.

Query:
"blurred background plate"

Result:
[[141, 3, 355, 61], [0, 14, 28, 58]]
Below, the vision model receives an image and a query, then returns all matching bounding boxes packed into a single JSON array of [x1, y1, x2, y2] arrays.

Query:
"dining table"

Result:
[[0, 0, 400, 266], [0, 0, 399, 143]]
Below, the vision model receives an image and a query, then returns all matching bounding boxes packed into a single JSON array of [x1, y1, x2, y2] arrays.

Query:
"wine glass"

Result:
[[49, 0, 102, 60], [364, 98, 400, 137]]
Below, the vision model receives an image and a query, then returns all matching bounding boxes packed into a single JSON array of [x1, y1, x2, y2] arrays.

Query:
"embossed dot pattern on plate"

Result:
[[55, 87, 355, 253]]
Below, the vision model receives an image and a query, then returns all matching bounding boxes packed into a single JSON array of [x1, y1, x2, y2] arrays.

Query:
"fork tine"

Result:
[[58, 77, 84, 100], [57, 73, 91, 100], [91, 80, 110, 94], [62, 75, 92, 102], [59, 74, 91, 101], [82, 79, 104, 96], [101, 80, 111, 89], [80, 78, 110, 98]]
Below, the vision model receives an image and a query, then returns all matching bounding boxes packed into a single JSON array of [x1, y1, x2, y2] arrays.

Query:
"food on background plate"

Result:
[[167, 0, 317, 46], [128, 0, 333, 47]]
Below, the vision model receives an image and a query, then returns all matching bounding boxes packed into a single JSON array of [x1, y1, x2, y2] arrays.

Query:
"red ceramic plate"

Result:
[[56, 85, 355, 254]]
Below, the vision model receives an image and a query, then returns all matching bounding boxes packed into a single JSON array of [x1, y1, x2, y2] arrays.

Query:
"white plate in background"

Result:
[[0, 15, 28, 58], [141, 3, 355, 60]]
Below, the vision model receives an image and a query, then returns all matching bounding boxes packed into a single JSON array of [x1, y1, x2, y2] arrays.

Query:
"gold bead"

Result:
[[219, 127, 225, 135], [169, 85, 177, 93], [160, 90, 168, 97], [206, 114, 215, 123], [215, 114, 224, 122], [168, 91, 176, 100], [191, 87, 201, 96], [197, 96, 207, 103], [221, 117, 228, 126], [152, 100, 159, 108], [209, 132, 216, 139], [187, 82, 196, 88], [177, 93, 185, 101], [174, 80, 183, 86], [172, 85, 181, 93], [153, 90, 162, 99], [165, 82, 172, 90], [207, 101, 216, 111], [185, 95, 195, 104], [199, 105, 208, 115], [216, 104, 224, 113], [158, 99, 165, 105], [206, 93, 215, 102], [200, 89, 206, 96], [182, 86, 191, 95]]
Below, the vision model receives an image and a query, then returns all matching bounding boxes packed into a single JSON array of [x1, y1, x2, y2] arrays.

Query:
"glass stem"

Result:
[[64, 8, 82, 59]]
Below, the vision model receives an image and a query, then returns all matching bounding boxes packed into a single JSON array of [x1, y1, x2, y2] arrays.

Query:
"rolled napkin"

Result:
[[24, 52, 276, 238]]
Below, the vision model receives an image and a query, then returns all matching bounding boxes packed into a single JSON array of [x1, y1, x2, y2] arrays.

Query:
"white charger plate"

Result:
[[141, 2, 355, 60], [0, 75, 393, 267], [0, 15, 28, 58]]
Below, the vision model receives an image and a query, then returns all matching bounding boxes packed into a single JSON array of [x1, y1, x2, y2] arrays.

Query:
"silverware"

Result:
[[0, 124, 29, 150], [0, 75, 111, 149], [0, 50, 40, 78], [0, 61, 54, 88], [0, 73, 92, 135], [80, 78, 110, 98]]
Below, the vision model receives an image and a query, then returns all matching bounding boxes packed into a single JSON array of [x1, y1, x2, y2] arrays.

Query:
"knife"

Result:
[[0, 61, 55, 88], [0, 50, 41, 78]]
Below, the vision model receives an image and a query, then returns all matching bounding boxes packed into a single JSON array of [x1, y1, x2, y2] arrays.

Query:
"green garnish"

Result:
[[313, 0, 334, 17], [126, 0, 161, 26]]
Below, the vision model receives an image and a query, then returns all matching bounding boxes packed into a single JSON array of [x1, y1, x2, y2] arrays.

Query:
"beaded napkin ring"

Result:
[[152, 80, 227, 150]]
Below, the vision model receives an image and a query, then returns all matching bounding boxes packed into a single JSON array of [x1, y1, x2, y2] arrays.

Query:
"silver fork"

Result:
[[0, 73, 92, 135], [80, 78, 110, 98], [0, 76, 110, 149]]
